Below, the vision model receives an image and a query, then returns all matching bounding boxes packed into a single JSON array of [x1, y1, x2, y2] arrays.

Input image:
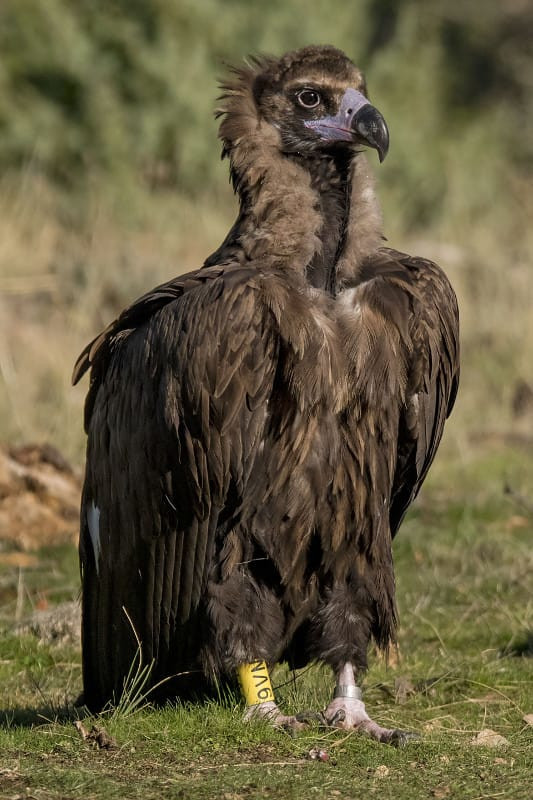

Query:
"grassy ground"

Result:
[[1, 11, 531, 797], [0, 442, 531, 800]]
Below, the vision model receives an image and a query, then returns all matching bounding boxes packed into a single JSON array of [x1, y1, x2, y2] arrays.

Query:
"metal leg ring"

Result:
[[333, 684, 363, 700]]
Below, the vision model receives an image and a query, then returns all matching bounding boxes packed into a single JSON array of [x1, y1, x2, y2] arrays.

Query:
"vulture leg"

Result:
[[323, 663, 418, 745], [238, 661, 314, 731]]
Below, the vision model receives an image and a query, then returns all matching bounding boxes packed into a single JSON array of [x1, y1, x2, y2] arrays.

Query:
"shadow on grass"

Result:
[[0, 700, 87, 728], [499, 628, 533, 658], [0, 679, 241, 730]]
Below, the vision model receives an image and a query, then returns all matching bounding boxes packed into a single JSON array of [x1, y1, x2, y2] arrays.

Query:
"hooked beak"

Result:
[[350, 103, 389, 163], [304, 88, 389, 162]]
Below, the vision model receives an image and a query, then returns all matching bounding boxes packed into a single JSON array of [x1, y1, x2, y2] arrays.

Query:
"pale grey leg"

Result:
[[323, 663, 418, 745]]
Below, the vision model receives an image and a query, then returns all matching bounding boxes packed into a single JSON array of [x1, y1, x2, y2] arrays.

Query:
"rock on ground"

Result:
[[14, 600, 81, 646], [0, 443, 81, 550]]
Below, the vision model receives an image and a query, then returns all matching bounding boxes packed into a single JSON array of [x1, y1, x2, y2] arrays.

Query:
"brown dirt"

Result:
[[0, 443, 81, 550]]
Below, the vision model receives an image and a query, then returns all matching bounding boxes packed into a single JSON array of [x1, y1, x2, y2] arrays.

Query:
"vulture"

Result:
[[73, 45, 459, 743]]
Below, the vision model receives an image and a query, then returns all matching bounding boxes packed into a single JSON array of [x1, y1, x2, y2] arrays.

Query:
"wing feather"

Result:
[[78, 264, 277, 709], [385, 249, 460, 535]]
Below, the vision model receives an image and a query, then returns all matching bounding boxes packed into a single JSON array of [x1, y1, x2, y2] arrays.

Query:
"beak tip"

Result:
[[351, 104, 389, 164], [377, 141, 389, 163], [370, 124, 389, 164]]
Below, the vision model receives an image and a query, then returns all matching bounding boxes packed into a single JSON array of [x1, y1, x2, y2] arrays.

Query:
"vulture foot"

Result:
[[323, 697, 418, 745], [243, 700, 310, 732]]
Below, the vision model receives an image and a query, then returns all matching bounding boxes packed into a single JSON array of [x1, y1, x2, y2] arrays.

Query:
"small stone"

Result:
[[522, 713, 533, 726], [430, 786, 451, 798], [0, 769, 21, 782], [471, 729, 509, 748], [374, 765, 390, 778], [307, 747, 330, 761], [505, 515, 529, 531]]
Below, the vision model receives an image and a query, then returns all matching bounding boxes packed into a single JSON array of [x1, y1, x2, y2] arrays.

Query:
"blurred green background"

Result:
[[0, 0, 532, 462], [0, 10, 532, 795]]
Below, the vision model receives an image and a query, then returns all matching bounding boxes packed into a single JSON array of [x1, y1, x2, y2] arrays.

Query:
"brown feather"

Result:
[[75, 46, 459, 709]]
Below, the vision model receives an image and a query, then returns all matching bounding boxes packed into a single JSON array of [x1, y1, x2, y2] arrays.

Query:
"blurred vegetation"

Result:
[[0, 1, 531, 215], [0, 0, 532, 460], [0, 9, 532, 793]]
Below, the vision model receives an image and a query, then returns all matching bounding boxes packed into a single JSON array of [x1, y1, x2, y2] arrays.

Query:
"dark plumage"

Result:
[[74, 46, 459, 735]]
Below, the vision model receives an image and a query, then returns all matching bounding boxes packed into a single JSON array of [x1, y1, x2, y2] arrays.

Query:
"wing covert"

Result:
[[77, 264, 278, 707], [387, 250, 460, 536]]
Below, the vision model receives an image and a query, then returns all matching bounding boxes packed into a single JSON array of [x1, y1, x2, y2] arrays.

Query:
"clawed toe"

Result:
[[321, 696, 420, 744], [243, 698, 420, 744], [279, 710, 327, 732], [388, 729, 421, 747], [243, 701, 317, 732], [278, 715, 310, 733], [325, 707, 346, 727], [295, 710, 326, 725]]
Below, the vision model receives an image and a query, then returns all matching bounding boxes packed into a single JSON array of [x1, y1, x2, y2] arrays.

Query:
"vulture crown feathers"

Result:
[[73, 46, 459, 717], [205, 45, 388, 281]]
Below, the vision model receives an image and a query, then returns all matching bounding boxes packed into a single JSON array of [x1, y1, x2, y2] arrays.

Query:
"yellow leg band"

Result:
[[237, 661, 275, 706]]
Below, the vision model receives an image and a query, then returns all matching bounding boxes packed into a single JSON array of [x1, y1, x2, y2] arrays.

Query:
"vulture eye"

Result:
[[296, 88, 321, 109]]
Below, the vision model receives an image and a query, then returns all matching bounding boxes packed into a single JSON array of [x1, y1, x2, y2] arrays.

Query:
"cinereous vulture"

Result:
[[73, 45, 459, 743]]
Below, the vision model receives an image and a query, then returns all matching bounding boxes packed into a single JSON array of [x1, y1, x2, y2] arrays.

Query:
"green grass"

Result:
[[0, 7, 531, 795], [0, 444, 532, 799]]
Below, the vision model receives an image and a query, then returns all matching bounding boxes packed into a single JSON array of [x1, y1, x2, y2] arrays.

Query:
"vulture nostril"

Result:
[[346, 108, 353, 115]]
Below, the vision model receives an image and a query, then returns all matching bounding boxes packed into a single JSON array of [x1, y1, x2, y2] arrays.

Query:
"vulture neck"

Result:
[[207, 132, 383, 292]]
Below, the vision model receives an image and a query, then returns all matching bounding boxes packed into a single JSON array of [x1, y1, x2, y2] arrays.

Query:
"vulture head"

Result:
[[219, 45, 389, 164]]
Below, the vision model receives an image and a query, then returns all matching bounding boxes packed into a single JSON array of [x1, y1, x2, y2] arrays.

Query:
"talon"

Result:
[[388, 729, 421, 747], [323, 679, 411, 742], [329, 708, 346, 727], [295, 710, 325, 725], [243, 700, 311, 732], [279, 716, 309, 733]]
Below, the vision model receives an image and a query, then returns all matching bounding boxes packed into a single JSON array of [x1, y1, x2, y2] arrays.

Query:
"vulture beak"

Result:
[[304, 88, 389, 162]]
